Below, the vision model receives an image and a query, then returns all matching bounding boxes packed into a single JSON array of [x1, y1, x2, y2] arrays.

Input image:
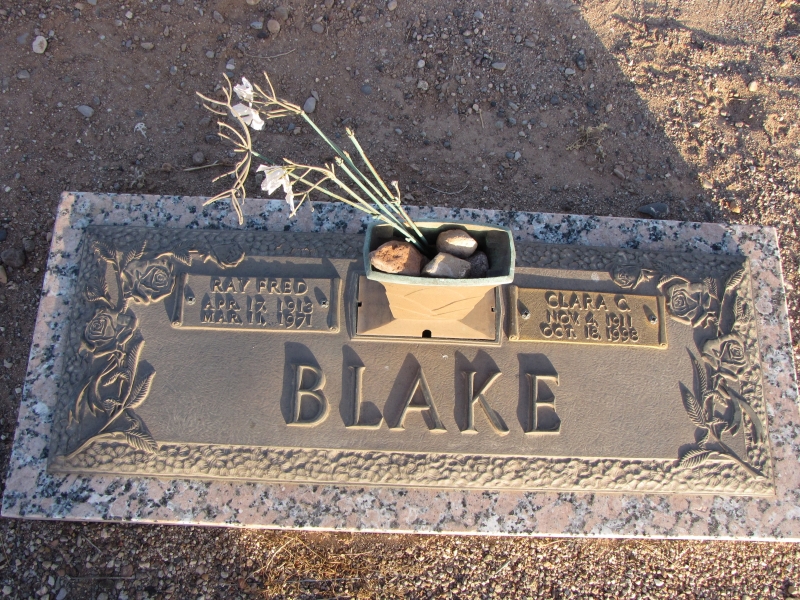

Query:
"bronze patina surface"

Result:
[[47, 226, 773, 495]]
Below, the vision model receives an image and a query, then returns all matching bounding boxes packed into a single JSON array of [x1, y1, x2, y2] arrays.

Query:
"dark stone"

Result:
[[1, 247, 26, 268], [467, 251, 489, 278], [637, 202, 669, 219], [361, 84, 372, 95], [0, 229, 6, 242], [205, 133, 220, 145], [549, 95, 560, 105]]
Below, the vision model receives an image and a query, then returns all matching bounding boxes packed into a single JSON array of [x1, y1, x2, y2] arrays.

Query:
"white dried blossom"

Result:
[[231, 103, 265, 131], [233, 77, 254, 102], [256, 165, 295, 212]]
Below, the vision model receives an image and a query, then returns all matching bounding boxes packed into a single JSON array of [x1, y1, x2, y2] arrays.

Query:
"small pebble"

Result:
[[387, 0, 398, 10], [1, 248, 26, 269], [192, 151, 205, 166], [140, 42, 154, 50], [0, 265, 7, 285], [311, 23, 324, 34], [17, 70, 30, 80], [417, 59, 425, 68], [267, 19, 281, 34], [748, 80, 759, 92], [302, 96, 317, 114], [361, 84, 372, 95], [32, 35, 47, 54], [612, 166, 626, 180], [250, 21, 263, 30], [491, 62, 507, 71], [212, 10, 224, 24], [205, 50, 215, 58], [637, 202, 669, 219], [417, 80, 429, 91], [77, 105, 94, 118], [246, 0, 260, 5], [550, 95, 560, 105], [22, 239, 35, 253], [0, 229, 7, 242], [574, 52, 587, 71], [160, 4, 171, 12], [564, 67, 576, 76], [274, 6, 290, 21], [474, 10, 484, 19]]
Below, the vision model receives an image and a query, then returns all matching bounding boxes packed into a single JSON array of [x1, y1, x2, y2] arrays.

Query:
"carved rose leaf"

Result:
[[679, 448, 712, 469], [703, 334, 748, 381]]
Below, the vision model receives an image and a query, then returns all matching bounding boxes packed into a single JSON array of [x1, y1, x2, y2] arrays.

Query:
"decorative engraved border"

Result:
[[48, 229, 775, 496], [48, 442, 773, 495]]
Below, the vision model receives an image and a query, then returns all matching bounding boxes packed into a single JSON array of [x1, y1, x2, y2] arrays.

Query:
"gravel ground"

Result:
[[1, 0, 800, 597]]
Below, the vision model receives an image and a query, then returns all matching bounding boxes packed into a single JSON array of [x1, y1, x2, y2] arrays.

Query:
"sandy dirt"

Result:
[[1, 0, 799, 597]]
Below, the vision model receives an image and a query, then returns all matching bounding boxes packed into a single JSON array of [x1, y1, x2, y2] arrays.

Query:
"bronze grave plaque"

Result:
[[47, 226, 774, 496]]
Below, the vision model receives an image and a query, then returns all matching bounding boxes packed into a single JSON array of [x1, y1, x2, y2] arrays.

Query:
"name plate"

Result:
[[510, 286, 667, 348], [173, 274, 339, 333]]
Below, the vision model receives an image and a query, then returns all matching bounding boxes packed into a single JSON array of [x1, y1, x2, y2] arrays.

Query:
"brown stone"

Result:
[[436, 229, 478, 259], [422, 252, 471, 278], [369, 240, 425, 276]]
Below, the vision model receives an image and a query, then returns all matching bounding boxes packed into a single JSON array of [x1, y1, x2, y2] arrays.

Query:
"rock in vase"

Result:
[[422, 252, 471, 279], [369, 240, 425, 276], [436, 229, 478, 259]]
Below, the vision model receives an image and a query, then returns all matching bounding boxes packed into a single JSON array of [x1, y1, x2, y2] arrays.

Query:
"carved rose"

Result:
[[124, 260, 174, 304], [703, 334, 748, 380], [84, 309, 135, 354], [611, 264, 640, 289], [665, 280, 716, 327]]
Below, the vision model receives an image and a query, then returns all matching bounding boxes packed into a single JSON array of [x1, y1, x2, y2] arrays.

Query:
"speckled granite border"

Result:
[[3, 192, 799, 539]]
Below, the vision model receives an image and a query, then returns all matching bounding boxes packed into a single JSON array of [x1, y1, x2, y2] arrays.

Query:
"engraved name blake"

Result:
[[289, 362, 561, 435]]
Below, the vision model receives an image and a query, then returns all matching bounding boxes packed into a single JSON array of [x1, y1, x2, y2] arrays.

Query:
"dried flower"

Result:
[[257, 165, 295, 212], [233, 77, 254, 103], [231, 103, 264, 131]]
